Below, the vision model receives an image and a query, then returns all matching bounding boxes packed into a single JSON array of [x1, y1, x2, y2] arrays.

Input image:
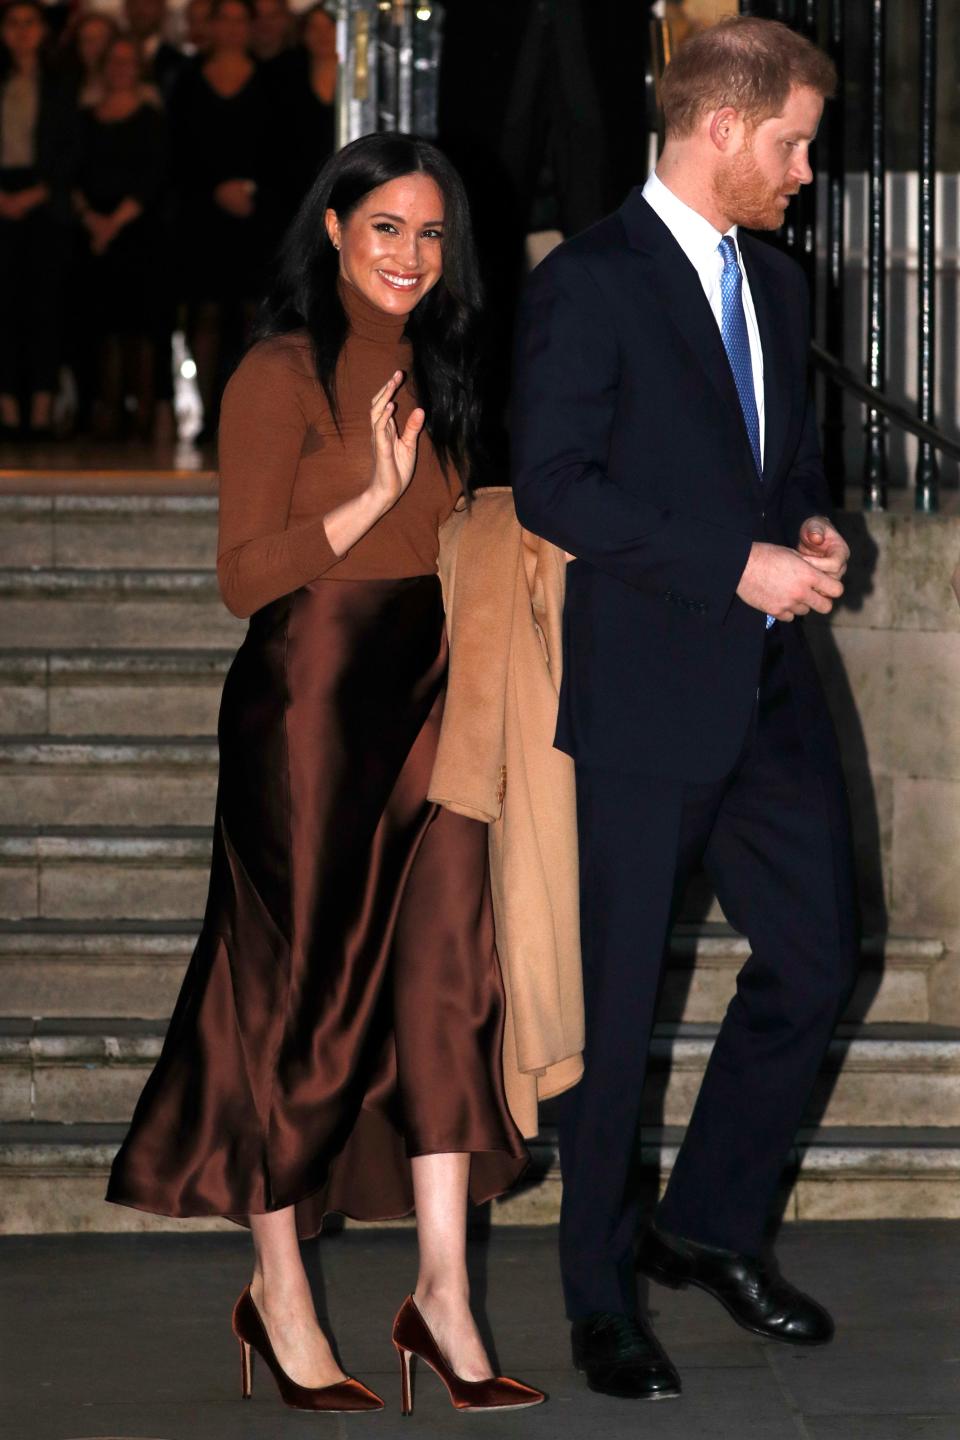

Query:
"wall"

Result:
[[806, 509, 960, 1021]]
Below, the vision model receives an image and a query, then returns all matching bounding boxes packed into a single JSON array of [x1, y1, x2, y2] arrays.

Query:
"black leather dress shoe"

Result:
[[571, 1312, 681, 1400], [638, 1223, 834, 1345]]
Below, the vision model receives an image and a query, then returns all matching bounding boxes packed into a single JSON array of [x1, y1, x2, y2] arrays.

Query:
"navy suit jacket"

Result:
[[511, 187, 839, 783]]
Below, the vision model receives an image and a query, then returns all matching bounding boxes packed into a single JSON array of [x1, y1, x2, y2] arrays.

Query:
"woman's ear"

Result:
[[324, 207, 341, 252]]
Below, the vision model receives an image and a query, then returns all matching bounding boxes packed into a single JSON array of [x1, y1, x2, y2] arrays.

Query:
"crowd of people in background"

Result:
[[0, 0, 338, 444]]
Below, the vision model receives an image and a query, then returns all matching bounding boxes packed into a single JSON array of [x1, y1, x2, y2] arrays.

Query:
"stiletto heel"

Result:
[[231, 1286, 383, 1413], [391, 1295, 545, 1413], [396, 1342, 414, 1416], [240, 1337, 253, 1398]]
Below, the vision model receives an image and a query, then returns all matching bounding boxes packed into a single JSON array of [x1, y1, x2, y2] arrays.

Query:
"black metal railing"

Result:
[[743, 0, 953, 512]]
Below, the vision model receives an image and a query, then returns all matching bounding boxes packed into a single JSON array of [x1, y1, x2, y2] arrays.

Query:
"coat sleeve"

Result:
[[510, 249, 753, 625], [778, 271, 835, 547]]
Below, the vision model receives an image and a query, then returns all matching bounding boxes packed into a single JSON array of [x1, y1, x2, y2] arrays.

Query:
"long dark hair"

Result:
[[254, 132, 484, 488]]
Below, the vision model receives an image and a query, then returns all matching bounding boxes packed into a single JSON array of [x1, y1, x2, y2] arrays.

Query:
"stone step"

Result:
[[0, 920, 947, 1028], [667, 926, 948, 1026], [0, 738, 218, 827], [1, 1120, 957, 1232], [0, 827, 212, 921], [0, 468, 217, 496], [0, 569, 243, 649], [0, 494, 219, 570], [2, 1017, 956, 1130], [0, 922, 197, 1018], [0, 649, 232, 736]]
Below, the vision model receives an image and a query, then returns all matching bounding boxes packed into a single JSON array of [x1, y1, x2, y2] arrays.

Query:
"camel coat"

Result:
[[429, 487, 584, 1138]]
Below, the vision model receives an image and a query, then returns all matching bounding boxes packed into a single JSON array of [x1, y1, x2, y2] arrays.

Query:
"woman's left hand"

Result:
[[367, 370, 426, 512]]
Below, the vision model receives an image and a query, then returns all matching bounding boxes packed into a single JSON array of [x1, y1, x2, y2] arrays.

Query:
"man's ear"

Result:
[[708, 106, 741, 153]]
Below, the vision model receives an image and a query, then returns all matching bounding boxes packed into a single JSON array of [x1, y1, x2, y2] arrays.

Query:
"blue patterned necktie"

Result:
[[718, 234, 762, 476], [717, 234, 774, 629]]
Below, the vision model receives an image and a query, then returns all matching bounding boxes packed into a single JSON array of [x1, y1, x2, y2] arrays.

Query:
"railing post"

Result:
[[794, 0, 818, 307], [915, 0, 939, 513], [823, 0, 845, 504], [862, 0, 887, 511]]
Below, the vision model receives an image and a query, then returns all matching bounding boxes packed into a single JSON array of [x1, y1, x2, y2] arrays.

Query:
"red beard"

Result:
[[713, 143, 791, 231]]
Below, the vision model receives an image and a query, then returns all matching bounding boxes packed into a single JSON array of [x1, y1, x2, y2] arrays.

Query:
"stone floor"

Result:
[[2, 1222, 958, 1440]]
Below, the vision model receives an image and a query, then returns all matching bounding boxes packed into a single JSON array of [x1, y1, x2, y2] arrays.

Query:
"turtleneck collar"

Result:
[[339, 277, 409, 346]]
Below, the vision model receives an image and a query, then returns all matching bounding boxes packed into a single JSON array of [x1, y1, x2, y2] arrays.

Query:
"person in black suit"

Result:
[[512, 17, 858, 1401]]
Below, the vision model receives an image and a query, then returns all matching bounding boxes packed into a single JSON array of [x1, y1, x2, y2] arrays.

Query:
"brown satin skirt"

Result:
[[106, 575, 528, 1237]]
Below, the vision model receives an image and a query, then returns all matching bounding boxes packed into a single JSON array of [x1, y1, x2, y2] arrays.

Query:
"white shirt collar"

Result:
[[641, 169, 739, 275]]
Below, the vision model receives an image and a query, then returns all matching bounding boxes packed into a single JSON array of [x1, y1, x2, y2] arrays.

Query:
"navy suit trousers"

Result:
[[556, 627, 859, 1319]]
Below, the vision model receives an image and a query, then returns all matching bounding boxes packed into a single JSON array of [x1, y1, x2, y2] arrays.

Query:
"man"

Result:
[[512, 17, 858, 1401]]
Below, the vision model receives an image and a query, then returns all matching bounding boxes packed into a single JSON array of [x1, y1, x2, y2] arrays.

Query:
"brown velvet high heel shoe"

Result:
[[392, 1294, 545, 1414], [232, 1286, 384, 1413]]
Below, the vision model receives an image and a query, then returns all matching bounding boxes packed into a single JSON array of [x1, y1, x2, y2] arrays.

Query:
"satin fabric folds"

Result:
[[107, 575, 528, 1236]]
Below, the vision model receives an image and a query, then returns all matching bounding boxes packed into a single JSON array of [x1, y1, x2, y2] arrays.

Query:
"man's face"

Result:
[[714, 84, 823, 231]]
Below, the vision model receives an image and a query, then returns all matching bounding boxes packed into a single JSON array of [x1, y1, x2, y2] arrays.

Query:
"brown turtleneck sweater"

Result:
[[216, 280, 460, 618]]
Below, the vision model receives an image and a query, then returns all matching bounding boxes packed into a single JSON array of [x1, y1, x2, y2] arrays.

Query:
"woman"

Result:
[[265, 1, 336, 232], [167, 0, 276, 442], [0, 0, 75, 440], [60, 10, 118, 106], [183, 0, 213, 58], [107, 133, 543, 1418], [74, 36, 166, 439]]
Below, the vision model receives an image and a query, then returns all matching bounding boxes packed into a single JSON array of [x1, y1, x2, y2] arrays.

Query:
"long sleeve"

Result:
[[511, 249, 752, 624], [216, 344, 340, 618], [778, 276, 834, 547]]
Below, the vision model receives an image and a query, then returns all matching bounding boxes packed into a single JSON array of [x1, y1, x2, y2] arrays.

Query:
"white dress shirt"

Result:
[[641, 168, 765, 466]]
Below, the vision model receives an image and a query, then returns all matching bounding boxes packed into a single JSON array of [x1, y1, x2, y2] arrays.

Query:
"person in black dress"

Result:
[[0, 0, 75, 440], [74, 37, 166, 440], [251, 0, 293, 63], [264, 1, 335, 236], [58, 11, 118, 106], [183, 0, 213, 59], [168, 0, 275, 441]]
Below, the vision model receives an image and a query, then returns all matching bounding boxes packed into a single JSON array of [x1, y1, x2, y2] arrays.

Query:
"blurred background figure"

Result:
[[0, 0, 75, 440], [168, 0, 274, 442], [266, 0, 335, 231], [73, 34, 166, 439], [124, 0, 186, 97], [60, 11, 119, 106], [250, 0, 291, 64], [182, 0, 213, 58], [437, 0, 652, 480]]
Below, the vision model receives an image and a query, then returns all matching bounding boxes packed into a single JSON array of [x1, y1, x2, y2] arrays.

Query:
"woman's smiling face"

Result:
[[325, 173, 445, 318]]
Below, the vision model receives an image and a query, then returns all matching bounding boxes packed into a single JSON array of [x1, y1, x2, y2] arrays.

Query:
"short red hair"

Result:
[[661, 16, 837, 139]]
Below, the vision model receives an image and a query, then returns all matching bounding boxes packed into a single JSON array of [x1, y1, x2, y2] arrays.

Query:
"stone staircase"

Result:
[[1, 487, 958, 1233]]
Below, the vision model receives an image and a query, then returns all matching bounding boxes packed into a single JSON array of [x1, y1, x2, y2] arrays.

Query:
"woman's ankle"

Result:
[[414, 1277, 472, 1311], [252, 1273, 316, 1319]]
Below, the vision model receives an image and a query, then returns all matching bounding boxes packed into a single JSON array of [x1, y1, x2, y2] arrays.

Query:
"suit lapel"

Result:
[[738, 233, 793, 486], [620, 190, 763, 495]]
